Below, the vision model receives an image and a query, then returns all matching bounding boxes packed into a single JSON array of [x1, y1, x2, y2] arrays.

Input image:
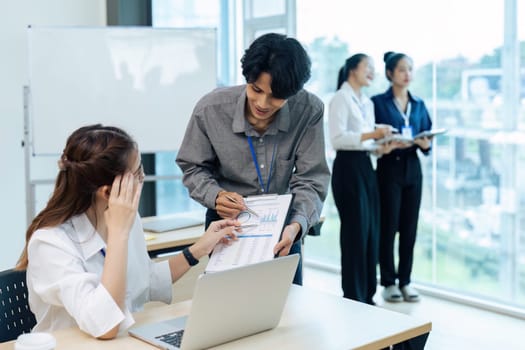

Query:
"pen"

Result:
[[375, 124, 399, 133], [224, 194, 260, 217]]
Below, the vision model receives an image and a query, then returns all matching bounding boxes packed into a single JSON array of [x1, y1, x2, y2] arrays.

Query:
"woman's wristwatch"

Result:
[[182, 247, 199, 266]]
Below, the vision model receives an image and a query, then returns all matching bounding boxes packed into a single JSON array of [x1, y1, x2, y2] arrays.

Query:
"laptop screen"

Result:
[[129, 254, 299, 350]]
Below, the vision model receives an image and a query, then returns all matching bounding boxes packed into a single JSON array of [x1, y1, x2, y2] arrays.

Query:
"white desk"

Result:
[[145, 225, 204, 253], [141, 215, 205, 257], [0, 286, 431, 349]]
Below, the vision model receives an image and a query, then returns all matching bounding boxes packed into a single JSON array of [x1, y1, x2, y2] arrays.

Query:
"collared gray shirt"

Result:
[[176, 85, 330, 237]]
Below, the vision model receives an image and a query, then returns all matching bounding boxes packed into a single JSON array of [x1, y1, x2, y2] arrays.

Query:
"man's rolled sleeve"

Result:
[[289, 214, 308, 242]]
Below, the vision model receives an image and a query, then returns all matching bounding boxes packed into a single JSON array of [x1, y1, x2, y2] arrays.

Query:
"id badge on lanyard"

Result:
[[398, 100, 412, 138], [402, 125, 413, 139]]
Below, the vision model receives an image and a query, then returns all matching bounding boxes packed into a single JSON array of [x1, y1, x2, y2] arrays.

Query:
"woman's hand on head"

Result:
[[191, 219, 239, 259], [104, 172, 143, 241]]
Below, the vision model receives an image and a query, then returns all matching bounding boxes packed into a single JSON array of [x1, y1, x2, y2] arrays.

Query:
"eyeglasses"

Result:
[[133, 163, 145, 183]]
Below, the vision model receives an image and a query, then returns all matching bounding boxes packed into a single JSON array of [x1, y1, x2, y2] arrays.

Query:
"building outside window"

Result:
[[297, 0, 525, 309], [151, 0, 290, 215], [151, 0, 525, 311]]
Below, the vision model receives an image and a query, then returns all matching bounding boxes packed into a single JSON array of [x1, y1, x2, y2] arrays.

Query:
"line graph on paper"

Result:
[[206, 194, 293, 272], [236, 205, 281, 229], [257, 208, 279, 231]]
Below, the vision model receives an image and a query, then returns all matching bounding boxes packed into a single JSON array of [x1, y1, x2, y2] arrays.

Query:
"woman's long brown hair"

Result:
[[16, 124, 136, 270]]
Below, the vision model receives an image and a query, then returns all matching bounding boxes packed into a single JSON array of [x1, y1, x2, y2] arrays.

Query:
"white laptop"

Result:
[[129, 254, 299, 350]]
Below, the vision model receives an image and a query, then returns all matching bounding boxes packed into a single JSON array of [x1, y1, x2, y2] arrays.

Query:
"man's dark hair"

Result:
[[241, 33, 311, 99]]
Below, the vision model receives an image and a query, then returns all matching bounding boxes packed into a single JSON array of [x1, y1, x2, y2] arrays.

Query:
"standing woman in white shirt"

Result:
[[16, 124, 238, 339], [329, 54, 392, 304]]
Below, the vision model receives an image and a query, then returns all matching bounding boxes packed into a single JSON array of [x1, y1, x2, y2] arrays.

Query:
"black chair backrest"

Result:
[[0, 269, 37, 342]]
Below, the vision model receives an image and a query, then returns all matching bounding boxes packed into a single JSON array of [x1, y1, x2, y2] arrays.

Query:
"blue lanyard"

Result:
[[394, 98, 412, 127], [100, 248, 106, 257], [247, 136, 278, 193]]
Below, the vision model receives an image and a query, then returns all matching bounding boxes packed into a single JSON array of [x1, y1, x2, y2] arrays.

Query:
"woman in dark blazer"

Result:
[[371, 52, 432, 303]]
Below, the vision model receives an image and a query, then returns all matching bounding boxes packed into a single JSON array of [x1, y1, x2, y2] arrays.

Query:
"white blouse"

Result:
[[27, 213, 172, 337], [328, 81, 375, 151]]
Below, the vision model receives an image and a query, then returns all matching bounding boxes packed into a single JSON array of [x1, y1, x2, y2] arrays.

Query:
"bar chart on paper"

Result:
[[205, 194, 293, 272]]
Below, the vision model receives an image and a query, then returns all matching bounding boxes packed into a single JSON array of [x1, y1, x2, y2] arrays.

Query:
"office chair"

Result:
[[0, 269, 37, 342]]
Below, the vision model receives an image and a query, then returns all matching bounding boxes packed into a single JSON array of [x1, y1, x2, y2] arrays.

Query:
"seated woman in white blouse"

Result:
[[16, 124, 239, 339]]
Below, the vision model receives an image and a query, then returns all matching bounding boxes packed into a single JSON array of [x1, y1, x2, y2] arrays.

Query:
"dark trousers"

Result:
[[377, 153, 422, 288], [205, 208, 303, 285], [332, 151, 379, 304]]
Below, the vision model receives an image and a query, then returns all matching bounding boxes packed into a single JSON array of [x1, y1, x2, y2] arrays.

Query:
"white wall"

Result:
[[0, 0, 106, 270]]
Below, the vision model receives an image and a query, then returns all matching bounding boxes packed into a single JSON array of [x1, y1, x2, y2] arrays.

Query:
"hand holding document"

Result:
[[224, 194, 259, 218], [375, 123, 399, 133], [216, 191, 260, 219], [206, 194, 293, 273], [373, 134, 414, 145]]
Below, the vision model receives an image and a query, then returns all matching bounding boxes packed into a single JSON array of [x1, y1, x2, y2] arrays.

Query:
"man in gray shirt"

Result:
[[176, 33, 330, 284]]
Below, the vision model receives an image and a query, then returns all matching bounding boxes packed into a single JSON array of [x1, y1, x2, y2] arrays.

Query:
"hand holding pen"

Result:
[[375, 123, 399, 133], [215, 191, 259, 219]]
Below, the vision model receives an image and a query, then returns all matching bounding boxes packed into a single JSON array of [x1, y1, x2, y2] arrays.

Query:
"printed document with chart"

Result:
[[205, 194, 293, 272]]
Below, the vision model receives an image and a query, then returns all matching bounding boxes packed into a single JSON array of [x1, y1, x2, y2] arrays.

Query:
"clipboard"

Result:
[[413, 128, 447, 139], [374, 134, 413, 145], [374, 128, 447, 146], [205, 193, 294, 273]]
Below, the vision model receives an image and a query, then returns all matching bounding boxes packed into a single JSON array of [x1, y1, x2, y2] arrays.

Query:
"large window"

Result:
[[151, 0, 293, 215], [298, 0, 525, 309], [151, 0, 226, 215], [151, 0, 525, 311], [243, 0, 294, 47]]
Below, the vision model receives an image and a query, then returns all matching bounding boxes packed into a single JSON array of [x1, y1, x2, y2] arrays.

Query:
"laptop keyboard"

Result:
[[156, 329, 185, 348]]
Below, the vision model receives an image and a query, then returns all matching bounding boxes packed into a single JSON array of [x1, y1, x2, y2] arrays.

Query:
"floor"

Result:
[[303, 266, 524, 350]]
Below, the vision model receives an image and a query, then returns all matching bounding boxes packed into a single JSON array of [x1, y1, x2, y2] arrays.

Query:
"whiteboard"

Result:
[[28, 26, 216, 155]]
